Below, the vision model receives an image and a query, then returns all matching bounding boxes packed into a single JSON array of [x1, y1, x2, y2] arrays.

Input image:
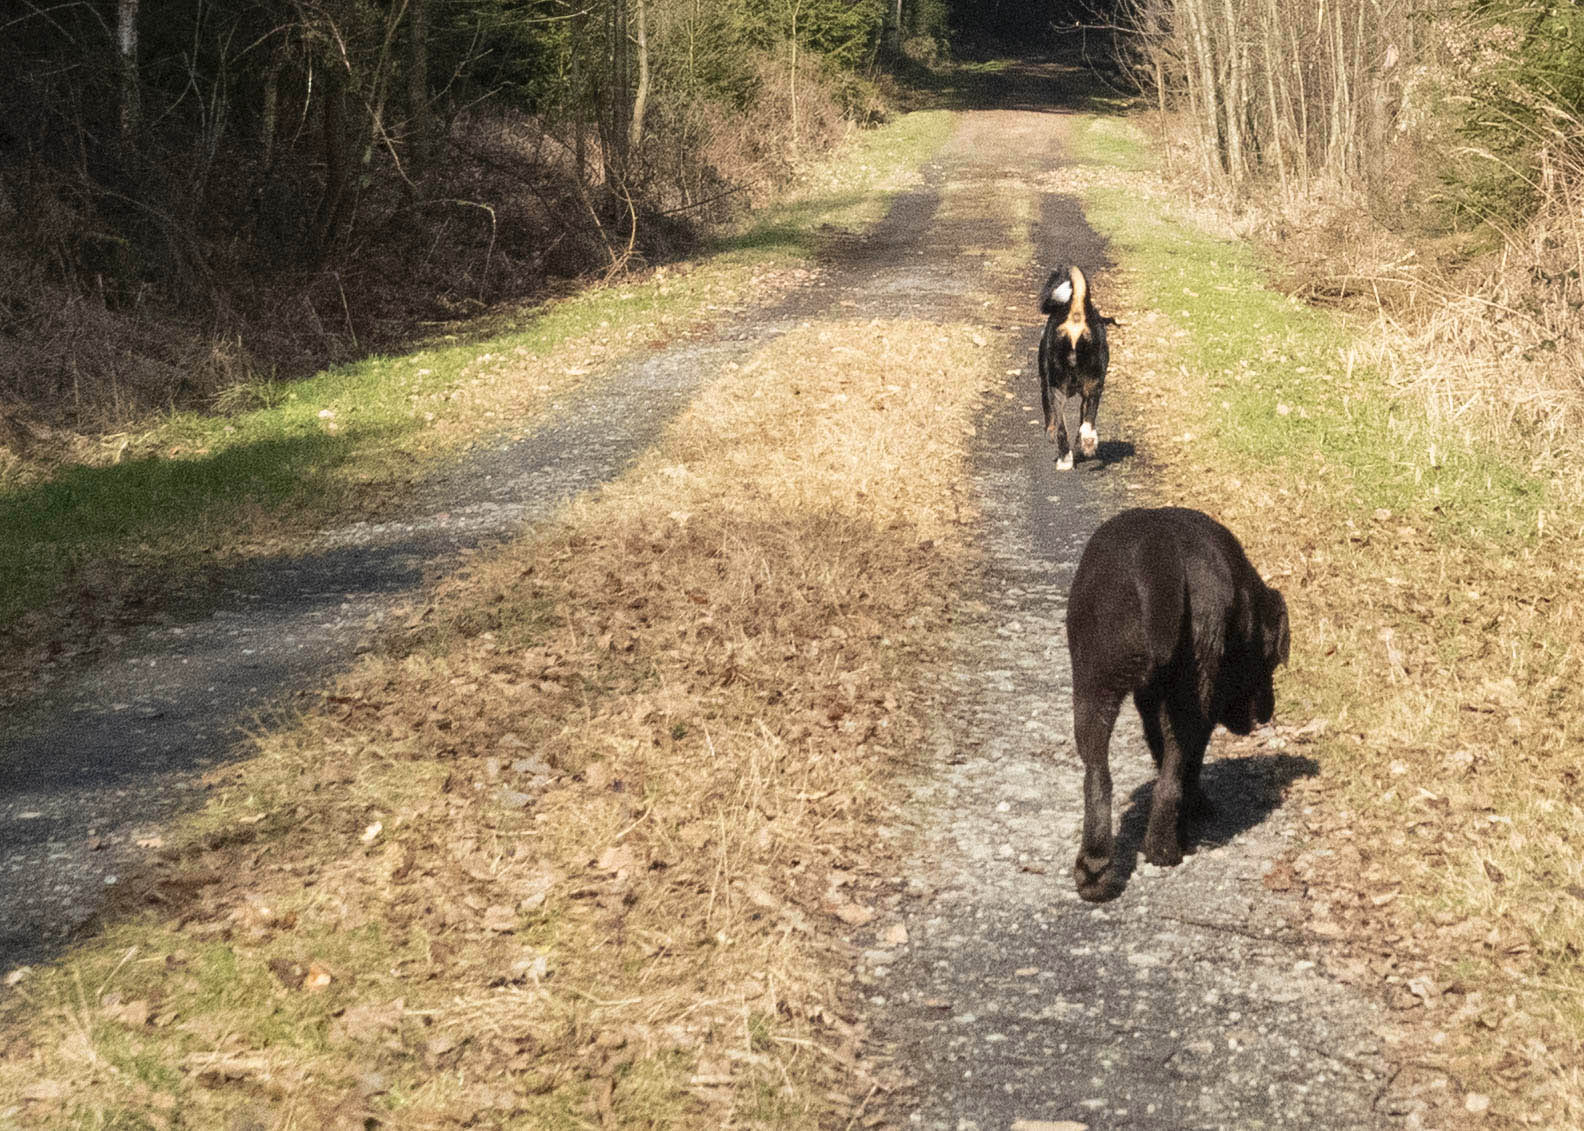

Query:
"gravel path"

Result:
[[843, 76, 1403, 1131], [0, 279, 838, 971], [0, 94, 958, 971]]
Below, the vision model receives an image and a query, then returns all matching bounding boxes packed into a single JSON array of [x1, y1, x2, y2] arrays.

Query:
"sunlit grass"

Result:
[[0, 107, 961, 636]]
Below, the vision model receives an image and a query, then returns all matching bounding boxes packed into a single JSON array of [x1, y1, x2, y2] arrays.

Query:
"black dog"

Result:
[[1065, 508, 1290, 902], [1038, 265, 1114, 469]]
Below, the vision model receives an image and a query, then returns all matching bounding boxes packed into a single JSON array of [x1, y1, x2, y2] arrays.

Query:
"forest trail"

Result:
[[854, 98, 1400, 1130], [0, 61, 1403, 1127]]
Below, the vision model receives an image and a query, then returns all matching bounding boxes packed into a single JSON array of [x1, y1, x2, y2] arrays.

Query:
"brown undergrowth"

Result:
[[0, 318, 998, 1128]]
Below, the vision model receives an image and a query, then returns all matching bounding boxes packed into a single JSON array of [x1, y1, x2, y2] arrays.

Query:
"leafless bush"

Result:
[[1122, 0, 1420, 199], [1390, 115, 1584, 455]]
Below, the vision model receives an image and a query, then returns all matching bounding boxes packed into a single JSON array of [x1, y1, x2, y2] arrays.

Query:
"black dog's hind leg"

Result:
[[1041, 369, 1057, 439], [1181, 734, 1216, 821], [1073, 686, 1122, 900], [1136, 686, 1166, 770], [1054, 397, 1075, 470], [1140, 684, 1210, 868]]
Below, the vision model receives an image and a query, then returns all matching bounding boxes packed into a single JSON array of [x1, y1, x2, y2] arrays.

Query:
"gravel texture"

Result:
[[0, 296, 813, 970]]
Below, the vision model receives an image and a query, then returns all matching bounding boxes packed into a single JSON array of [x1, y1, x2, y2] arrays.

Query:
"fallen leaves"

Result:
[[831, 901, 876, 927], [1262, 859, 1299, 892], [0, 306, 993, 1128], [332, 999, 405, 1044]]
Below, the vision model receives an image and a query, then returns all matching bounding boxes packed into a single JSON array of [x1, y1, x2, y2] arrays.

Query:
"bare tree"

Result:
[[629, 0, 651, 151], [1123, 0, 1415, 200], [408, 0, 434, 175], [116, 0, 139, 146]]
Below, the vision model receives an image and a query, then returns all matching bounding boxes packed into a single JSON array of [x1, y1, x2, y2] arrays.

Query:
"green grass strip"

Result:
[[0, 108, 957, 631], [1066, 116, 1546, 542]]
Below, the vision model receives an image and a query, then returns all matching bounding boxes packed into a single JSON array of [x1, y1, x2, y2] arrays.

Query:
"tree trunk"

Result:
[[572, 6, 587, 183], [605, 0, 631, 183], [116, 0, 140, 147], [314, 63, 352, 258], [1218, 0, 1245, 183], [408, 0, 433, 175], [628, 0, 650, 153], [261, 50, 283, 170]]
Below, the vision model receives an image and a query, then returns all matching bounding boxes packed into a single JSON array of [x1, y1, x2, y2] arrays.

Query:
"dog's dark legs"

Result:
[[1077, 382, 1102, 459], [1041, 374, 1057, 440], [1136, 686, 1165, 770], [1181, 732, 1216, 822], [1140, 686, 1209, 868], [1073, 686, 1122, 900]]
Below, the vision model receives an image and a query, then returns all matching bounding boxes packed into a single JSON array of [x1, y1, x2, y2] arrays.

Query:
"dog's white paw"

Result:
[[1056, 452, 1074, 471], [1078, 421, 1098, 458]]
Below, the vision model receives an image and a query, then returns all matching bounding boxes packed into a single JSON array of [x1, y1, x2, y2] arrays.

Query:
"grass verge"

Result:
[[0, 110, 957, 667], [1066, 115, 1584, 1127], [0, 310, 1003, 1127]]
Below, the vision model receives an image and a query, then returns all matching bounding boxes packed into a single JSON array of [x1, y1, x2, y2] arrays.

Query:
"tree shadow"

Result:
[[1103, 751, 1320, 897]]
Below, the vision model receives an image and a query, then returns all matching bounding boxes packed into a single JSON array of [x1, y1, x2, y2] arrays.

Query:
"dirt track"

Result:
[[0, 62, 1404, 1127], [751, 82, 1396, 1129]]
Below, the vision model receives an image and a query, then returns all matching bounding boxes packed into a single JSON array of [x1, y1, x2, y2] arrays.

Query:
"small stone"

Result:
[[1465, 1093, 1491, 1115]]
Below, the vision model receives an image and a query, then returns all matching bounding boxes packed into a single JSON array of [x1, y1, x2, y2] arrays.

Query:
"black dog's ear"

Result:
[[1262, 588, 1290, 667]]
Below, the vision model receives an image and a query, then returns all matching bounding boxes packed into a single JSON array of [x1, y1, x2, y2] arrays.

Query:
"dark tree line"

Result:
[[1, 0, 962, 417]]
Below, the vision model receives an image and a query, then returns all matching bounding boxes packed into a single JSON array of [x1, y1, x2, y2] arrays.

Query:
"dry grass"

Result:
[[0, 316, 1001, 1128]]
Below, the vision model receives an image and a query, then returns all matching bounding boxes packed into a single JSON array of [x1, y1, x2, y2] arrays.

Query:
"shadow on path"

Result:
[[1107, 750, 1322, 893], [0, 135, 957, 972]]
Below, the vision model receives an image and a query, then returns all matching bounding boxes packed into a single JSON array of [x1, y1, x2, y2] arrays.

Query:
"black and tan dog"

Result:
[[1065, 508, 1290, 902], [1038, 265, 1113, 469]]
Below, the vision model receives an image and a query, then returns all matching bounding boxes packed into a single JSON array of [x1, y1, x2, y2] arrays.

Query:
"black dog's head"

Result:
[[1040, 265, 1095, 368], [1221, 586, 1291, 735]]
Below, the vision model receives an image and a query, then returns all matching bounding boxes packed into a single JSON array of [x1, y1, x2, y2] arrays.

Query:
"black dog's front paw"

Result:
[[1074, 852, 1113, 902]]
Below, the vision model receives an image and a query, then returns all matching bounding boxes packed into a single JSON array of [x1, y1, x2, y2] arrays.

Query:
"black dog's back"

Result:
[[1065, 507, 1289, 901], [1067, 508, 1267, 696]]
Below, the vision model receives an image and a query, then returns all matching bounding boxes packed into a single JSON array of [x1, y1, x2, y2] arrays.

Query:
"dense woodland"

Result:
[[3, 0, 1582, 432], [0, 0, 973, 420], [1127, 0, 1584, 437]]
